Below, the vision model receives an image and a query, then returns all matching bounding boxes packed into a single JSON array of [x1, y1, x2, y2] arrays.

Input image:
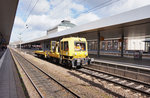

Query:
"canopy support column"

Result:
[[97, 31, 100, 57], [121, 31, 124, 57]]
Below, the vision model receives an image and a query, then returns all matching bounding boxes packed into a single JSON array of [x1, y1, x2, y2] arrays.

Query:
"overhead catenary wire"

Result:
[[75, 0, 121, 16], [24, 0, 68, 25], [21, 0, 121, 35], [19, 0, 40, 34], [85, 0, 117, 13], [56, 0, 87, 12], [22, 0, 121, 30], [51, 0, 65, 10], [50, 0, 121, 20], [25, 0, 40, 23], [24, 0, 119, 24], [24, 0, 121, 24], [47, 0, 87, 19], [19, 24, 28, 34], [23, 0, 33, 20]]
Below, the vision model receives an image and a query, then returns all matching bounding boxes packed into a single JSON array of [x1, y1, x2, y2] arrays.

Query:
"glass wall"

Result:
[[145, 42, 150, 53], [87, 39, 127, 56], [88, 40, 97, 51]]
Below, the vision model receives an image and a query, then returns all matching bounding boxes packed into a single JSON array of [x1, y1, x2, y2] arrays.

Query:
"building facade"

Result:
[[47, 20, 76, 35]]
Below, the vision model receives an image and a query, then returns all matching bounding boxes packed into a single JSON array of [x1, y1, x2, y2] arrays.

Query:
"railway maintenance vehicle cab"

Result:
[[34, 37, 93, 68], [48, 41, 60, 63], [60, 37, 92, 68]]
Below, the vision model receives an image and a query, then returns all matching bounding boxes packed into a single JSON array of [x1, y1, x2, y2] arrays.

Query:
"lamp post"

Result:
[[19, 33, 22, 51], [19, 24, 28, 51]]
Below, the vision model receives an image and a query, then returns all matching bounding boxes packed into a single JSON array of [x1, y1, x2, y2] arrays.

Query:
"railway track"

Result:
[[12, 50, 79, 98], [12, 49, 150, 97], [77, 66, 150, 96]]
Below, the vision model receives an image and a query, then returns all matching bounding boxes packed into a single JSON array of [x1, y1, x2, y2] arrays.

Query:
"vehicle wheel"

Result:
[[68, 60, 72, 69], [36, 54, 39, 58], [59, 56, 63, 65], [77, 66, 81, 69], [49, 57, 52, 62]]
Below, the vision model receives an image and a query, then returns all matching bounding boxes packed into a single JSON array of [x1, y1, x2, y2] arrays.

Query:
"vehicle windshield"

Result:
[[74, 42, 86, 51]]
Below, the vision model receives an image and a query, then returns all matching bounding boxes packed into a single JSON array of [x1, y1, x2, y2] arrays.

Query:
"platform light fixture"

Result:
[[18, 24, 28, 51]]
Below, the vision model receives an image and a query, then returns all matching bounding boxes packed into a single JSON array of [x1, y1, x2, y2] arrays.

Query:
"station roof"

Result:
[[58, 20, 76, 27], [0, 0, 18, 44], [47, 20, 76, 32], [22, 5, 150, 44]]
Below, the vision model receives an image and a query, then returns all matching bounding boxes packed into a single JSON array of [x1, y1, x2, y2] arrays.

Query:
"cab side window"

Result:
[[51, 41, 56, 52], [61, 42, 63, 51], [64, 41, 69, 51], [58, 43, 60, 52]]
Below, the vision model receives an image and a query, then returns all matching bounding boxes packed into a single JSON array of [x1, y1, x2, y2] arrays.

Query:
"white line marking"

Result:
[[0, 49, 7, 69]]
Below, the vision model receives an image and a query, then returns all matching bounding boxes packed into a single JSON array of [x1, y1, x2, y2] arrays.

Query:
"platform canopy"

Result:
[[22, 5, 150, 44], [47, 5, 150, 39], [0, 0, 18, 44]]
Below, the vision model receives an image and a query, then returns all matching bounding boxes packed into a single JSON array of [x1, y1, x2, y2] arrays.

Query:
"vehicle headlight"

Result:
[[74, 53, 77, 55], [66, 52, 68, 55]]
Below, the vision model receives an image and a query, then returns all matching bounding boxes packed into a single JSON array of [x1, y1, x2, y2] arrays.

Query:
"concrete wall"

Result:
[[58, 26, 71, 32], [47, 28, 58, 35], [47, 26, 72, 35]]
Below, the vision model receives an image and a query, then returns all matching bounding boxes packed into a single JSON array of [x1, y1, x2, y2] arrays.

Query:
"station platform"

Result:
[[90, 54, 150, 68], [0, 49, 25, 98], [0, 50, 5, 59]]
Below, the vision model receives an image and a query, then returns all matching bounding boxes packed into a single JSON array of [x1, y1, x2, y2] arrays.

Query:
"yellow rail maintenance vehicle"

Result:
[[59, 37, 92, 68], [34, 50, 49, 58], [34, 37, 93, 68], [48, 41, 60, 63]]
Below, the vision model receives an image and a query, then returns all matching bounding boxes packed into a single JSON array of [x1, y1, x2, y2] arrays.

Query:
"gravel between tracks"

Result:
[[13, 49, 147, 98]]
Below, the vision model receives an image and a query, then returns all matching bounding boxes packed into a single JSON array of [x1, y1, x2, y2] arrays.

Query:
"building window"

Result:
[[102, 42, 105, 50], [107, 41, 112, 50], [88, 40, 97, 51]]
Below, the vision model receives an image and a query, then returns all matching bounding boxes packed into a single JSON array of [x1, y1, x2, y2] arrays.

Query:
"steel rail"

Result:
[[12, 51, 44, 98], [76, 66, 150, 96], [84, 65, 150, 87], [12, 50, 80, 98]]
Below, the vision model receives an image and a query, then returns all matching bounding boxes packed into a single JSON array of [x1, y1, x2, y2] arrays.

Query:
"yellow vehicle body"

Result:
[[34, 50, 49, 58], [48, 41, 60, 59], [60, 37, 91, 68], [60, 37, 88, 58], [34, 41, 60, 60], [34, 37, 92, 68], [49, 52, 60, 58]]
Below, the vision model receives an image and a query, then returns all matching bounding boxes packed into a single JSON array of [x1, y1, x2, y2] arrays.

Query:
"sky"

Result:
[[10, 0, 150, 43]]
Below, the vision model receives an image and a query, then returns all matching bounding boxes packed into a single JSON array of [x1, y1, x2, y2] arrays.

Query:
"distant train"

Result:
[[34, 37, 93, 68]]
